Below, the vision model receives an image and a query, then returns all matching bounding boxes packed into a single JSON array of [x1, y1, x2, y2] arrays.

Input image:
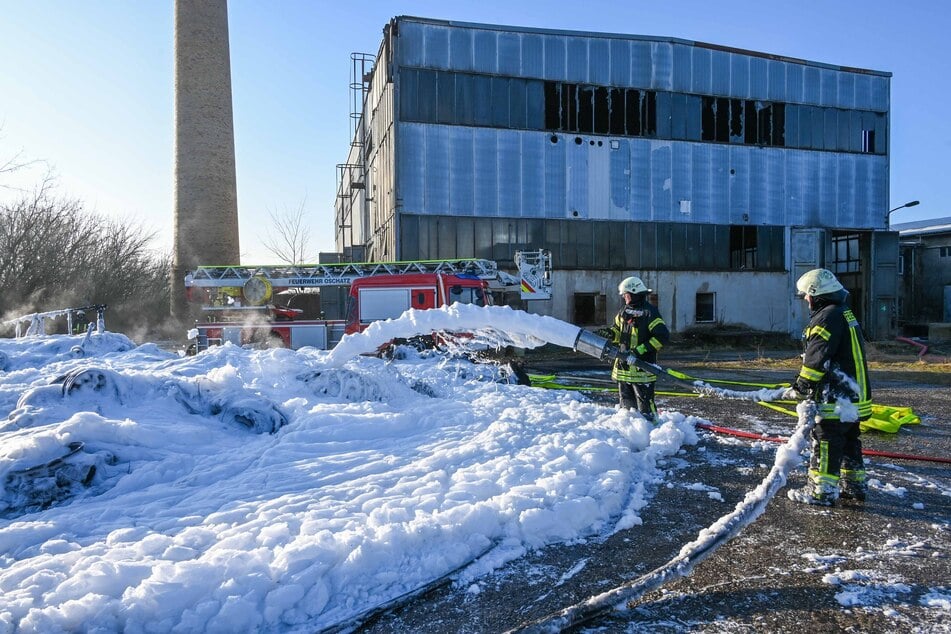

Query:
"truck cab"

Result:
[[344, 273, 490, 335]]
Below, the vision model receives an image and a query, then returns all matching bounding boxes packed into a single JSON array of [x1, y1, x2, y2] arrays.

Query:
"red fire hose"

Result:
[[694, 421, 951, 464]]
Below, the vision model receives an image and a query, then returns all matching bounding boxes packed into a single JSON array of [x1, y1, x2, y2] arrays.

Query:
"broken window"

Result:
[[695, 293, 716, 323], [573, 292, 606, 326], [729, 226, 757, 269]]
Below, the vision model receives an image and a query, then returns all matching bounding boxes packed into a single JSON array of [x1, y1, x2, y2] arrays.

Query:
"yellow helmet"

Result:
[[796, 268, 844, 297], [618, 276, 650, 295]]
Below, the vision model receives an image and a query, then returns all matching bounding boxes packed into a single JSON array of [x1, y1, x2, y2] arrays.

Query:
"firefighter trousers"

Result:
[[809, 418, 864, 479], [619, 381, 657, 422]]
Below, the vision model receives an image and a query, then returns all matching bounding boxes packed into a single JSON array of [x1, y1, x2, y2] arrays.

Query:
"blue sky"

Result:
[[1, 0, 946, 263]]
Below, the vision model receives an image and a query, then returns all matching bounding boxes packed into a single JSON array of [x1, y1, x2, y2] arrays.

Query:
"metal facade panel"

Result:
[[588, 37, 610, 85], [630, 141, 652, 217], [586, 143, 610, 218], [802, 65, 821, 104], [672, 43, 692, 92], [649, 142, 674, 221], [425, 126, 450, 212], [709, 144, 731, 221], [424, 24, 450, 69], [498, 132, 521, 215], [728, 146, 751, 223], [731, 54, 751, 99], [854, 74, 872, 110], [567, 142, 588, 217], [521, 133, 546, 214], [749, 56, 768, 100], [522, 33, 544, 76], [799, 151, 821, 226], [631, 41, 653, 87], [608, 141, 632, 217], [542, 35, 566, 81], [837, 72, 856, 109], [473, 128, 499, 216], [767, 60, 786, 101], [448, 126, 475, 215], [819, 68, 838, 105], [544, 137, 567, 216], [609, 39, 631, 86], [397, 121, 887, 229], [711, 49, 731, 95], [473, 29, 498, 74], [449, 28, 473, 71], [784, 151, 805, 225], [498, 32, 521, 75], [690, 46, 712, 95], [566, 36, 588, 82], [870, 76, 889, 110], [785, 63, 804, 103], [397, 21, 426, 67], [671, 143, 692, 218], [651, 43, 674, 90]]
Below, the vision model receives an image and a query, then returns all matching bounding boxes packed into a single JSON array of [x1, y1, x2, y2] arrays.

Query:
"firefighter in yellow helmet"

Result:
[[601, 276, 670, 422], [785, 268, 872, 506]]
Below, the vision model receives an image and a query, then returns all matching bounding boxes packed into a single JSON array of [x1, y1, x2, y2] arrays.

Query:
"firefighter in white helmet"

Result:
[[785, 268, 872, 506], [599, 276, 670, 422]]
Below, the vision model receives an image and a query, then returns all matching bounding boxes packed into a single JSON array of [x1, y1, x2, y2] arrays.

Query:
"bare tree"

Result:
[[260, 198, 317, 265], [0, 128, 47, 192], [0, 184, 171, 337]]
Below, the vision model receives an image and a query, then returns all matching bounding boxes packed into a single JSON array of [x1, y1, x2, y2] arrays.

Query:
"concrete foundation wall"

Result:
[[534, 270, 793, 335]]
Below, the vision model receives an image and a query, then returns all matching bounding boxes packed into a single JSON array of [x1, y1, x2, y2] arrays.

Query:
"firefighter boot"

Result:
[[839, 468, 868, 502], [787, 470, 839, 507]]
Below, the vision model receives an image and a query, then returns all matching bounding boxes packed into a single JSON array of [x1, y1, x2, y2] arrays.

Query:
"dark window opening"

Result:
[[696, 293, 716, 323], [573, 293, 606, 326], [404, 67, 875, 154], [729, 226, 757, 269]]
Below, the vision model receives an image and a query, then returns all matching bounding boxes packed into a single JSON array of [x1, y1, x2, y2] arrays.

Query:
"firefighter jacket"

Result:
[[609, 297, 670, 383], [795, 291, 872, 422]]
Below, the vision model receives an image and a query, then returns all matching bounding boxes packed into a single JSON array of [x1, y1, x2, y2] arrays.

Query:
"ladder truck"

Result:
[[184, 250, 552, 353]]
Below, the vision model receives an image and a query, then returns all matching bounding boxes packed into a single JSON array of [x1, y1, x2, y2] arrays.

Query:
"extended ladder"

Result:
[[185, 258, 503, 289]]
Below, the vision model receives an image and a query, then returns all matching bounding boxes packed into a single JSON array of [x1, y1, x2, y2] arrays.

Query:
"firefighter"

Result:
[[785, 268, 872, 506], [600, 276, 670, 422]]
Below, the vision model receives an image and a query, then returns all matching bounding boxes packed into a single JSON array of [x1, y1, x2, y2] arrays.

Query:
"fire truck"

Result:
[[184, 250, 552, 353]]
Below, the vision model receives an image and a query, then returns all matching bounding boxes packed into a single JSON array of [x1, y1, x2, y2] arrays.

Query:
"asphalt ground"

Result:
[[355, 350, 951, 633]]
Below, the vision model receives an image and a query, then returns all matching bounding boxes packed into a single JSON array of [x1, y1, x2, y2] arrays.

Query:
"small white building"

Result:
[[334, 16, 898, 339]]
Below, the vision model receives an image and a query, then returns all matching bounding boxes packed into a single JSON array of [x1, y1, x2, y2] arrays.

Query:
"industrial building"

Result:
[[893, 217, 951, 335], [334, 16, 897, 338]]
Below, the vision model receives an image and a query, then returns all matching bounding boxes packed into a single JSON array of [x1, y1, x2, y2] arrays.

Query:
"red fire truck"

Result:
[[184, 251, 551, 353]]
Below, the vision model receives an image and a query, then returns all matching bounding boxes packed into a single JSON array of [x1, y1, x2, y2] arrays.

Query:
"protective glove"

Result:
[[783, 378, 813, 401], [633, 343, 648, 357], [595, 327, 614, 340], [781, 387, 801, 400]]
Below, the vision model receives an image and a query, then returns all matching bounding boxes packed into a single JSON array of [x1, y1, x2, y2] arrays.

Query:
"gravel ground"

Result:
[[353, 353, 951, 634]]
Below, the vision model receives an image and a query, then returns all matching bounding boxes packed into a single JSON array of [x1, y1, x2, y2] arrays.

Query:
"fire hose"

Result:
[[504, 331, 945, 632]]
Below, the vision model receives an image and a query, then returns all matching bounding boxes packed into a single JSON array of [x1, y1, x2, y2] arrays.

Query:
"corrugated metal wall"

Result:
[[397, 125, 887, 229], [390, 19, 889, 232], [395, 20, 888, 110]]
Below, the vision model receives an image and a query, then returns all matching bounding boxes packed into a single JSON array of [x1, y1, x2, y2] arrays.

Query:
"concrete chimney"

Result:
[[171, 0, 240, 320]]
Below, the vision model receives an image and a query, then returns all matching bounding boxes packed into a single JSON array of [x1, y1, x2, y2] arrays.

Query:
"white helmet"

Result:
[[618, 276, 650, 295], [796, 268, 844, 297]]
